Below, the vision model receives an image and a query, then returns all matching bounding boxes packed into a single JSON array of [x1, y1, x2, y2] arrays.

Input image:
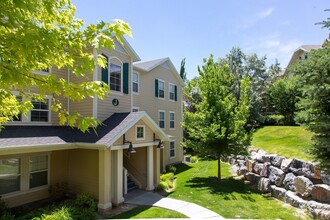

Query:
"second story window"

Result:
[[110, 63, 122, 92], [169, 84, 177, 101], [133, 72, 139, 93], [169, 112, 175, 129], [155, 79, 165, 99], [31, 99, 49, 122], [158, 110, 165, 128]]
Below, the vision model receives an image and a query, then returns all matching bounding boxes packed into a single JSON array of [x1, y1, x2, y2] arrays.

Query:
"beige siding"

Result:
[[134, 64, 184, 165], [50, 150, 69, 185], [97, 48, 132, 122], [123, 147, 147, 188], [67, 149, 99, 199], [3, 188, 49, 207]]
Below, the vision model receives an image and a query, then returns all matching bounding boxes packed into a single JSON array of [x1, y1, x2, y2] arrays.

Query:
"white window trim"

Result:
[[33, 67, 52, 76], [169, 141, 175, 158], [157, 79, 166, 100], [0, 152, 50, 198], [132, 72, 139, 94], [109, 57, 123, 94], [168, 83, 176, 102], [158, 110, 165, 129], [136, 125, 145, 140], [169, 111, 175, 130]]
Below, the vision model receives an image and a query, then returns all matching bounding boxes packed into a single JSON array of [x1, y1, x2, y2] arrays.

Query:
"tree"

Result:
[[179, 58, 187, 84], [182, 55, 251, 179], [293, 35, 330, 172], [0, 0, 131, 131], [268, 77, 300, 125], [219, 47, 280, 126]]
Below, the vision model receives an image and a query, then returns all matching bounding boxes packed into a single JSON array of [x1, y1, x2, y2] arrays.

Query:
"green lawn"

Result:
[[167, 160, 310, 219], [252, 126, 314, 161], [109, 206, 187, 219]]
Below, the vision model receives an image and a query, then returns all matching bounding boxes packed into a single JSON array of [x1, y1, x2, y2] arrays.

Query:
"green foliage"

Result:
[[219, 47, 280, 125], [38, 207, 73, 220], [268, 77, 300, 125], [182, 54, 252, 179], [179, 58, 187, 84], [190, 156, 198, 163], [158, 173, 175, 191], [0, 0, 131, 132], [292, 37, 330, 172], [0, 197, 15, 220], [49, 182, 69, 201], [263, 114, 285, 126], [165, 165, 177, 173]]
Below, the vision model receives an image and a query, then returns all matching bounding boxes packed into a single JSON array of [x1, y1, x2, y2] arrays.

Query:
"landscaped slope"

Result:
[[252, 126, 313, 161]]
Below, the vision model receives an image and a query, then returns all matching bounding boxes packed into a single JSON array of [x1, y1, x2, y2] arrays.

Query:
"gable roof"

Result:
[[112, 37, 141, 62], [134, 57, 185, 86], [0, 112, 169, 151]]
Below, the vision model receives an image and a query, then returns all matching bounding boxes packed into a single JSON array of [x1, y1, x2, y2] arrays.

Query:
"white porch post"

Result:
[[112, 149, 124, 205], [98, 149, 112, 210], [146, 145, 154, 191]]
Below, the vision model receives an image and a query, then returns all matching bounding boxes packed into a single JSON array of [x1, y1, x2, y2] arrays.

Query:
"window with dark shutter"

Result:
[[101, 54, 109, 84]]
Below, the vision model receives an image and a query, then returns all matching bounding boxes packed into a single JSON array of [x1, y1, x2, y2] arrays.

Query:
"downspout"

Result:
[[93, 49, 98, 118], [130, 58, 133, 112], [67, 68, 70, 118]]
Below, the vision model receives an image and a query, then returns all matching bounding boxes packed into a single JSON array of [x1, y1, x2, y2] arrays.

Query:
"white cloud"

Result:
[[257, 8, 274, 19], [244, 34, 302, 67]]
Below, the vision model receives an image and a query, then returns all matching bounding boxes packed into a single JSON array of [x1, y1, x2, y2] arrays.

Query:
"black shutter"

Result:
[[101, 54, 108, 84], [123, 63, 129, 94], [155, 79, 159, 97]]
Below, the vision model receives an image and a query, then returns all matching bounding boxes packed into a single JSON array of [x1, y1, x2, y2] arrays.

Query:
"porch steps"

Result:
[[127, 176, 138, 192]]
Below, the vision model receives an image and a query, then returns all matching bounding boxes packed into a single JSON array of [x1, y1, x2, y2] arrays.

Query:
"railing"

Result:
[[123, 154, 145, 189]]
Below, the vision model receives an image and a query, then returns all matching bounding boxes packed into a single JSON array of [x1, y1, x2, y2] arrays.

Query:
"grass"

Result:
[[109, 206, 187, 219], [167, 160, 310, 219], [252, 126, 314, 161]]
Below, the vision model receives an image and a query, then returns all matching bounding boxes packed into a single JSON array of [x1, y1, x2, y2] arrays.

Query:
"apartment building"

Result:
[[0, 38, 184, 210]]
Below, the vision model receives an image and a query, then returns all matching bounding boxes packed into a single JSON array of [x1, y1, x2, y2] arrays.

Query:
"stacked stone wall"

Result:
[[225, 149, 330, 220]]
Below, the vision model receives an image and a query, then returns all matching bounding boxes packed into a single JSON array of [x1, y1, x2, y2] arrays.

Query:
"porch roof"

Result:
[[0, 112, 169, 151]]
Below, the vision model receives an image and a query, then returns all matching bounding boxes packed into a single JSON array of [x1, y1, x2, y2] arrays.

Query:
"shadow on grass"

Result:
[[174, 163, 192, 175], [185, 176, 259, 201]]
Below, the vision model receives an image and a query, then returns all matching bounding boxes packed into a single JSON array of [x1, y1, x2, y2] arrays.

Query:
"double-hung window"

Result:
[[136, 126, 145, 140], [133, 72, 139, 93], [169, 112, 175, 129], [0, 158, 20, 194], [31, 99, 49, 122], [169, 84, 175, 101], [29, 155, 48, 188], [155, 79, 165, 98], [158, 111, 165, 128], [169, 141, 175, 158], [110, 63, 122, 92]]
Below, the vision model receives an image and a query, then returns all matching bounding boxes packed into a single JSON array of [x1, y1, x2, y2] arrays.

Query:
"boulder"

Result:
[[321, 173, 330, 185], [270, 155, 284, 167], [252, 149, 267, 162], [269, 166, 285, 186], [294, 176, 313, 198], [246, 159, 255, 172], [283, 173, 296, 192], [290, 158, 305, 169], [229, 157, 236, 165], [311, 184, 330, 204], [244, 172, 261, 185], [270, 185, 287, 201], [262, 154, 277, 163], [253, 163, 264, 175], [237, 165, 247, 176], [307, 200, 330, 220], [260, 162, 271, 177], [258, 177, 270, 193], [281, 158, 293, 173], [285, 191, 307, 209]]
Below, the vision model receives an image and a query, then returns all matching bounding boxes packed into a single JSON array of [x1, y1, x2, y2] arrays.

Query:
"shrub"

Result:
[[49, 182, 69, 201], [156, 182, 168, 191], [160, 173, 174, 182], [165, 165, 176, 173], [38, 206, 73, 220], [264, 114, 284, 126], [0, 197, 15, 220], [190, 156, 198, 163]]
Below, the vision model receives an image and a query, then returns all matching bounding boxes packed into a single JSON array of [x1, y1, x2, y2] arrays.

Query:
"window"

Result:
[[110, 63, 122, 92], [132, 107, 139, 112], [31, 99, 49, 122], [29, 155, 48, 188], [170, 141, 175, 158], [158, 80, 165, 98], [169, 112, 175, 129], [158, 111, 165, 128], [0, 158, 20, 194], [136, 126, 145, 140], [169, 84, 176, 101], [133, 72, 139, 93]]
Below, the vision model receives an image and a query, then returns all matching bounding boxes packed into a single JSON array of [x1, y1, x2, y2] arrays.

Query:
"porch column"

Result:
[[112, 149, 124, 205], [146, 145, 154, 191], [98, 149, 112, 211], [154, 147, 160, 186]]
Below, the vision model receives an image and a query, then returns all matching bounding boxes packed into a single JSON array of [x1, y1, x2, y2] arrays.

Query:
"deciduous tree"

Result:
[[182, 55, 251, 179], [0, 0, 131, 131]]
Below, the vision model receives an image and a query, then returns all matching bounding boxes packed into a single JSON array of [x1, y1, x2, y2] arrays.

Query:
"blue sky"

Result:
[[72, 0, 329, 79]]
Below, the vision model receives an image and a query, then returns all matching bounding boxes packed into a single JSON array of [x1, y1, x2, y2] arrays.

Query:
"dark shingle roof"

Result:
[[0, 112, 142, 148]]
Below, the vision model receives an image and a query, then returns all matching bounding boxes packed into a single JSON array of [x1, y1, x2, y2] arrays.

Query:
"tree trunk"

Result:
[[217, 157, 222, 180]]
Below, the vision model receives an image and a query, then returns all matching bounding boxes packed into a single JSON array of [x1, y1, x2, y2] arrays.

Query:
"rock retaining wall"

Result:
[[225, 149, 330, 220]]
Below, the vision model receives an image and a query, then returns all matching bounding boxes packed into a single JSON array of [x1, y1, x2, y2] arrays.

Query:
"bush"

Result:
[[190, 156, 198, 163], [49, 182, 69, 201], [264, 114, 284, 126], [156, 182, 168, 191], [160, 173, 174, 182], [165, 165, 176, 173], [38, 206, 73, 220]]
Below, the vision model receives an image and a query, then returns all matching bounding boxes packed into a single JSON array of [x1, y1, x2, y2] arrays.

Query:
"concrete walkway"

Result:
[[125, 190, 225, 219]]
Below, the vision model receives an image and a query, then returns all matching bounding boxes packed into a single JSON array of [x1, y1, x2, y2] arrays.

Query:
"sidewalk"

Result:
[[125, 190, 225, 219]]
